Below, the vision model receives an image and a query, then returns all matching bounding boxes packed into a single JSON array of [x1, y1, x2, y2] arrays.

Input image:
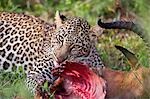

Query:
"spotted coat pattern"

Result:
[[0, 12, 56, 93]]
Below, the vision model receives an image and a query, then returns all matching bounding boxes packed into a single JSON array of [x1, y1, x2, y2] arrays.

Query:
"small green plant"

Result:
[[41, 81, 55, 99], [0, 69, 32, 99]]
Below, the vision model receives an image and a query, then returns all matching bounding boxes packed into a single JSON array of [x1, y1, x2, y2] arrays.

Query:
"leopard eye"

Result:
[[57, 35, 63, 43]]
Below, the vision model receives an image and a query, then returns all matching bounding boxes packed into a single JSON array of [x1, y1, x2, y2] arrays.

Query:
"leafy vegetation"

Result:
[[0, 70, 32, 99], [0, 0, 150, 98]]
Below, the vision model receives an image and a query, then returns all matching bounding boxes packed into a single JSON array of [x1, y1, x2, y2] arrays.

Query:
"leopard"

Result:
[[0, 11, 104, 95]]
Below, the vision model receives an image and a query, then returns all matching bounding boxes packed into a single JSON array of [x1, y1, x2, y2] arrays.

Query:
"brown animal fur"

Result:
[[102, 46, 150, 99], [103, 66, 150, 99]]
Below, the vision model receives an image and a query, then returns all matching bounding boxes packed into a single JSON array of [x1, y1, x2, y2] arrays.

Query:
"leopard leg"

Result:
[[25, 66, 57, 96]]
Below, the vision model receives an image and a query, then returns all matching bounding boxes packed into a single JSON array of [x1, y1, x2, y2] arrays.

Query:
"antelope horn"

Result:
[[97, 19, 142, 34], [115, 45, 139, 70]]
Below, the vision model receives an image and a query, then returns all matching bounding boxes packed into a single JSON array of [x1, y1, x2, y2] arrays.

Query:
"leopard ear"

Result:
[[89, 25, 104, 43], [55, 11, 66, 28]]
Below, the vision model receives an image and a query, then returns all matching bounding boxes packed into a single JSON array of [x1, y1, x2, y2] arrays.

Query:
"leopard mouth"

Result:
[[53, 62, 106, 99]]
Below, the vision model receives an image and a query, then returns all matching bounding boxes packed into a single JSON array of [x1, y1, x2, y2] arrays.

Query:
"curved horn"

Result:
[[98, 19, 150, 46], [98, 19, 142, 34], [115, 45, 139, 69]]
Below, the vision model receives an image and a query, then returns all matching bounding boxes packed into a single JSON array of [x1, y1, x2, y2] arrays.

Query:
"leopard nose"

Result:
[[55, 52, 68, 63], [53, 46, 70, 63]]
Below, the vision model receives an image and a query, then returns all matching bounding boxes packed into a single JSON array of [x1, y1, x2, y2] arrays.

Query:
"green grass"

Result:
[[0, 0, 150, 98], [0, 71, 32, 99]]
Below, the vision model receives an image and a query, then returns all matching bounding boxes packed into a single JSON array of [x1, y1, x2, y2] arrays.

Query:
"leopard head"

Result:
[[51, 11, 104, 71]]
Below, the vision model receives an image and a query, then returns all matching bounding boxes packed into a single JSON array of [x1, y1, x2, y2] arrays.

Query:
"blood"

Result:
[[54, 62, 106, 99]]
